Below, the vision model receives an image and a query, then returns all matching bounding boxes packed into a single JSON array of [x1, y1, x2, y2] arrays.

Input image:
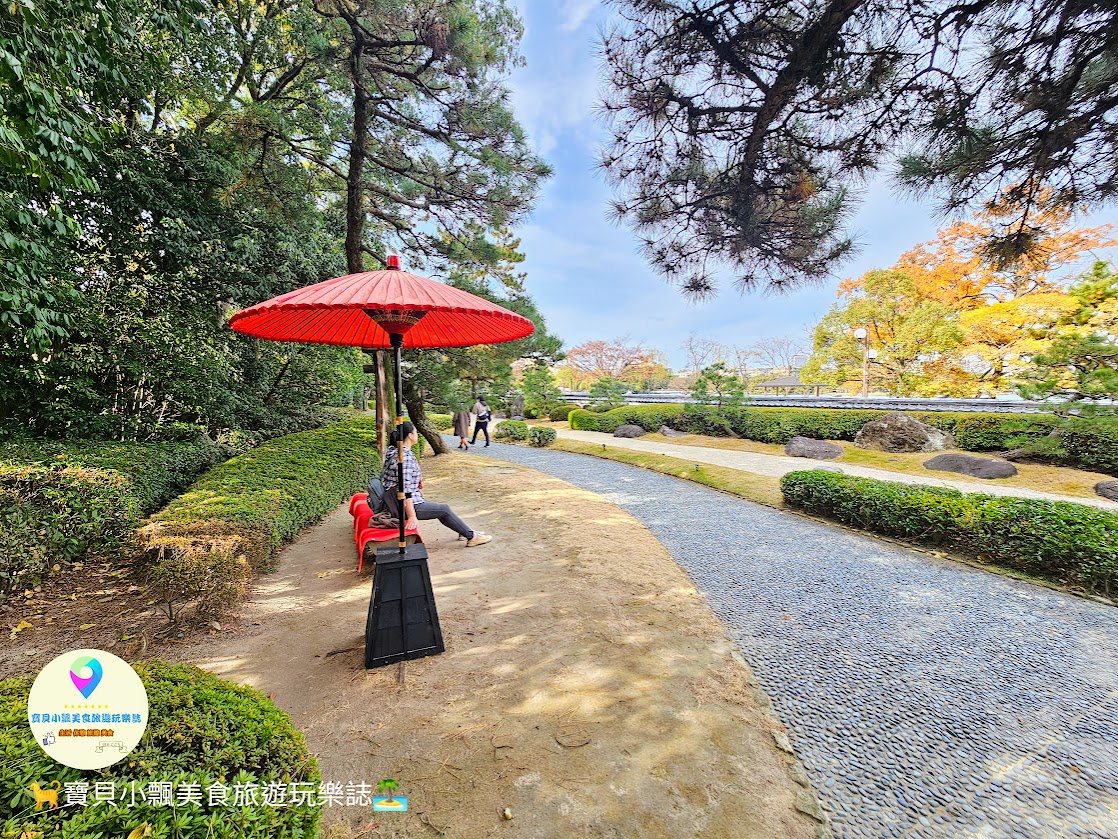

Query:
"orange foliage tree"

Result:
[[807, 193, 1115, 396]]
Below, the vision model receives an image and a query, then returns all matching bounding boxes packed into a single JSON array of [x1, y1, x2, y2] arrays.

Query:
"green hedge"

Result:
[[569, 404, 687, 433], [429, 412, 453, 431], [569, 404, 1066, 450], [1056, 419, 1118, 476], [0, 441, 222, 595], [549, 403, 581, 422], [1, 661, 321, 838], [780, 470, 1118, 593], [138, 417, 381, 620], [529, 427, 557, 447], [494, 420, 528, 441]]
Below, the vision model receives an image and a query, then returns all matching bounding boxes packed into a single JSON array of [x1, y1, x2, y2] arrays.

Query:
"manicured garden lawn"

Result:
[[549, 423, 1112, 500]]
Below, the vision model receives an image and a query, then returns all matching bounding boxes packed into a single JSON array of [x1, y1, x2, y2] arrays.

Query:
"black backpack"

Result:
[[367, 477, 387, 513]]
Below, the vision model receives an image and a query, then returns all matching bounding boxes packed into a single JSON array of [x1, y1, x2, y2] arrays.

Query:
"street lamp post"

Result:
[[854, 328, 869, 397]]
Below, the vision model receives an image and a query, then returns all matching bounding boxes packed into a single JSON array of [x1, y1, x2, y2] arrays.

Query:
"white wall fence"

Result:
[[559, 391, 1049, 414]]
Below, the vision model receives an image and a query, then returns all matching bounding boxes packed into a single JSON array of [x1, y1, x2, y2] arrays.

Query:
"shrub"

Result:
[[568, 403, 1075, 450], [0, 661, 321, 838], [780, 470, 1118, 594], [428, 412, 453, 431], [1055, 418, 1118, 475], [529, 427, 557, 447], [138, 417, 381, 620], [951, 414, 1062, 451], [549, 403, 581, 422], [494, 420, 528, 441], [569, 404, 686, 433], [0, 441, 222, 595]]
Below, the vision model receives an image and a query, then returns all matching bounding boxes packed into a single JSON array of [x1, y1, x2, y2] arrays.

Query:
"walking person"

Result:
[[383, 422, 492, 546], [470, 396, 491, 447], [452, 407, 471, 450]]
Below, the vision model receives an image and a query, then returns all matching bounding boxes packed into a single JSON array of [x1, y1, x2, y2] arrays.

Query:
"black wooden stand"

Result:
[[364, 543, 445, 668]]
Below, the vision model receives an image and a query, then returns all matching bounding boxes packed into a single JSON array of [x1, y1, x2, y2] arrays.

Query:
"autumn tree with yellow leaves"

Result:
[[803, 195, 1115, 396]]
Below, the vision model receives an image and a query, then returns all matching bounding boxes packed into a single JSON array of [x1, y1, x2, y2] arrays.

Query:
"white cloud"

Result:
[[560, 0, 599, 32]]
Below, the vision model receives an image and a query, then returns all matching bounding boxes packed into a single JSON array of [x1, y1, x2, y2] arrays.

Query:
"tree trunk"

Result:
[[402, 372, 447, 455], [344, 36, 390, 459], [375, 351, 389, 458]]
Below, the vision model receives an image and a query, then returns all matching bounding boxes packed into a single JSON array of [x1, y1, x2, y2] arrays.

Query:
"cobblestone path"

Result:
[[457, 439, 1118, 839]]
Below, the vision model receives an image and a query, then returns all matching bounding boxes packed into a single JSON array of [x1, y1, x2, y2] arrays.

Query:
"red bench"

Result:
[[349, 493, 420, 573]]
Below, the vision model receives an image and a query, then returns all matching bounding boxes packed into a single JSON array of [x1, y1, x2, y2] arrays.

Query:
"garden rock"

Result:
[[923, 453, 1018, 479], [785, 436, 843, 460], [854, 412, 954, 453], [659, 425, 686, 438], [613, 424, 647, 438], [1094, 480, 1118, 502]]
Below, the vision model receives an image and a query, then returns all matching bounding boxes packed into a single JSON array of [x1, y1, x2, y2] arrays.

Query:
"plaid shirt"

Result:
[[382, 445, 425, 504]]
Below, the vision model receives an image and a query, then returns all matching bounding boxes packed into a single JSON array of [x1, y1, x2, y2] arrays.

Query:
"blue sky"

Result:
[[505, 1, 1118, 370]]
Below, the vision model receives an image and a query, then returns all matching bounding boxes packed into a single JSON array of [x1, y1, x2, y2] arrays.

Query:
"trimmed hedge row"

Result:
[[138, 417, 381, 619], [568, 404, 1062, 451], [1057, 420, 1118, 476], [550, 403, 582, 422], [0, 440, 222, 595], [1, 661, 321, 838], [780, 470, 1118, 593]]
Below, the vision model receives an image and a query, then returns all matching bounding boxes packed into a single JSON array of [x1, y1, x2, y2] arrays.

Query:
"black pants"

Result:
[[470, 422, 489, 444]]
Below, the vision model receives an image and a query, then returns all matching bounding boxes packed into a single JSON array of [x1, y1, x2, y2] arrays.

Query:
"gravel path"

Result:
[[554, 428, 1116, 509], [453, 438, 1118, 839]]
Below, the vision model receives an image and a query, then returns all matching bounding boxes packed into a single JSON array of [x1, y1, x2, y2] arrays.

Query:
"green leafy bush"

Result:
[[138, 417, 381, 620], [0, 661, 321, 838], [951, 414, 1062, 450], [780, 470, 1118, 593], [1055, 418, 1118, 475], [428, 412, 453, 431], [569, 404, 687, 432], [549, 403, 581, 422], [569, 403, 1072, 450], [529, 427, 557, 447], [494, 420, 528, 441], [0, 441, 222, 595], [0, 439, 223, 516]]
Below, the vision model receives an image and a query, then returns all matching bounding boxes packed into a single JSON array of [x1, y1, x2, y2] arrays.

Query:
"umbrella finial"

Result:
[[386, 255, 401, 270]]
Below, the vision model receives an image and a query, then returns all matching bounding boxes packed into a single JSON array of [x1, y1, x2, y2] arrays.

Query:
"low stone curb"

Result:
[[728, 643, 833, 838]]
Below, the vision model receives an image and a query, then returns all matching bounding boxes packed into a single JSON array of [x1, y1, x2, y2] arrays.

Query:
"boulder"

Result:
[[659, 425, 686, 438], [785, 436, 843, 460], [1095, 480, 1118, 502], [854, 412, 954, 453], [814, 464, 844, 474], [613, 424, 647, 438], [923, 453, 1018, 479]]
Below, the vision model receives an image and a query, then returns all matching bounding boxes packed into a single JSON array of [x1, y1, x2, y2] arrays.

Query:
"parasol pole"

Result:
[[392, 332, 406, 553]]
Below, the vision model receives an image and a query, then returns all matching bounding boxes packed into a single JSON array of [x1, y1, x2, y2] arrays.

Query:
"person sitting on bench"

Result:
[[382, 422, 492, 546]]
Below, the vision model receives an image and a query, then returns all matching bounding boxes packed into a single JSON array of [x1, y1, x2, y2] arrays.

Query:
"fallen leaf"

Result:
[[316, 572, 329, 578], [126, 824, 153, 839], [79, 623, 96, 630], [25, 650, 36, 656], [10, 620, 32, 639]]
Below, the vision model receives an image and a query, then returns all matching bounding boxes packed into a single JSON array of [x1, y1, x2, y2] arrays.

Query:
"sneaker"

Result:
[[466, 533, 492, 547]]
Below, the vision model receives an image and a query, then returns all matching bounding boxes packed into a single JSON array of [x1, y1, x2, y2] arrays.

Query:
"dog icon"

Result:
[[30, 781, 61, 810]]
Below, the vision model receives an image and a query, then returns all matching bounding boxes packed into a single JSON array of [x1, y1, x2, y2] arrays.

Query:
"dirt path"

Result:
[[167, 454, 818, 839]]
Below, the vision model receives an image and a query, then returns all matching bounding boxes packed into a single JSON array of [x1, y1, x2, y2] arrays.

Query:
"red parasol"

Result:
[[228, 256, 533, 348], [230, 255, 534, 554]]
